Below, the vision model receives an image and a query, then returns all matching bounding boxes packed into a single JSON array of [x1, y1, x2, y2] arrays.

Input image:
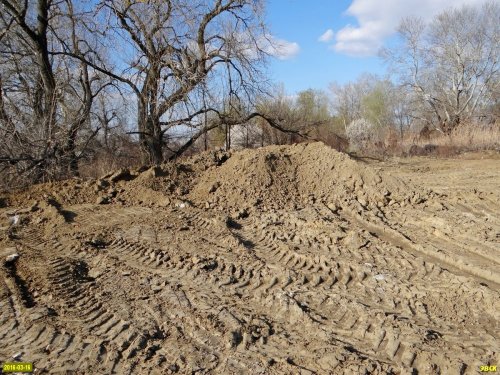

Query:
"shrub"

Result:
[[346, 118, 375, 150]]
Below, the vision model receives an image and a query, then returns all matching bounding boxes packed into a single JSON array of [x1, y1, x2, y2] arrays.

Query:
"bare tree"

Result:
[[254, 86, 302, 146], [62, 0, 274, 164], [382, 1, 499, 133], [392, 85, 412, 138], [0, 0, 107, 184], [329, 74, 375, 131]]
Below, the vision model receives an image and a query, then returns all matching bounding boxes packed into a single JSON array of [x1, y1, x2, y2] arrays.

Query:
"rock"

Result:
[[209, 182, 220, 193], [30, 307, 55, 322], [242, 331, 251, 346], [87, 234, 108, 248], [167, 364, 179, 372], [175, 186, 188, 196], [236, 208, 249, 219], [431, 201, 444, 210], [96, 196, 109, 205], [357, 198, 367, 207], [7, 214, 20, 225], [12, 352, 23, 360], [343, 231, 369, 250], [95, 179, 110, 190], [151, 285, 163, 293], [88, 268, 102, 279], [175, 200, 191, 209], [5, 253, 19, 264], [158, 196, 171, 207], [327, 202, 339, 212]]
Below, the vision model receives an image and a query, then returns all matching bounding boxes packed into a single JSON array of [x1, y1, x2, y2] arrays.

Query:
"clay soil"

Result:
[[0, 143, 498, 374]]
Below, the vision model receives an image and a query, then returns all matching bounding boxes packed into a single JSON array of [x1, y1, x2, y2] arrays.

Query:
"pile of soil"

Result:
[[2, 143, 418, 213], [189, 142, 411, 211]]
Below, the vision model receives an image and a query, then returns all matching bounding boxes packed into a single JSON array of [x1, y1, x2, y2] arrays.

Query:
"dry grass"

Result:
[[394, 123, 500, 157], [421, 124, 498, 147], [349, 122, 499, 158], [78, 149, 141, 180]]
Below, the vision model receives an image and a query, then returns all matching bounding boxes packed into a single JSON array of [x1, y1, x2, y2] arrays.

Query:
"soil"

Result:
[[0, 142, 498, 374]]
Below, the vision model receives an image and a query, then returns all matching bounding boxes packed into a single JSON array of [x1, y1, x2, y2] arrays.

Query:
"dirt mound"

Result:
[[3, 143, 424, 215], [190, 142, 411, 211], [1, 149, 233, 210]]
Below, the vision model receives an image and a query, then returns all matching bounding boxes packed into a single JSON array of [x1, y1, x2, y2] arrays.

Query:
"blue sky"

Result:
[[264, 0, 492, 94], [265, 0, 385, 93]]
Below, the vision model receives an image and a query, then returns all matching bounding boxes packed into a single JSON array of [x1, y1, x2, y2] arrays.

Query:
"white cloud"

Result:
[[261, 36, 300, 60], [318, 29, 334, 43], [332, 0, 492, 57], [221, 32, 299, 61]]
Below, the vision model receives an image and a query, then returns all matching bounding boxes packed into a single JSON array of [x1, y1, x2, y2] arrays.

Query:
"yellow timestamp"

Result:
[[480, 365, 497, 372], [2, 362, 33, 373]]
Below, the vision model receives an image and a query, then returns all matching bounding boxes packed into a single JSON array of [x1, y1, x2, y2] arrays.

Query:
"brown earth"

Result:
[[0, 142, 498, 374]]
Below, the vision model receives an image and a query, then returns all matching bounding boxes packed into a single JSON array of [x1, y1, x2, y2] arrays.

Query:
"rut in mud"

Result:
[[1, 143, 499, 374]]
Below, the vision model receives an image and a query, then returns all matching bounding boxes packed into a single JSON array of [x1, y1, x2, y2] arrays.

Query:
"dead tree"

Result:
[[61, 0, 273, 164], [0, 0, 106, 184], [382, 2, 499, 134]]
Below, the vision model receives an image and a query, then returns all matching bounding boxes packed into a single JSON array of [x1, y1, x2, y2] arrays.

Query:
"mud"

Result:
[[0, 143, 498, 374]]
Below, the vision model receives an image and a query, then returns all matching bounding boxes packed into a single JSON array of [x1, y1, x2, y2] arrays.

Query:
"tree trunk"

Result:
[[138, 113, 163, 165], [225, 124, 231, 150], [441, 114, 460, 136], [35, 0, 57, 142], [64, 125, 80, 177]]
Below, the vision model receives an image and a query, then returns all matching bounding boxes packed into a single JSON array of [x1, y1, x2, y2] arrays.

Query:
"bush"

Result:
[[346, 118, 375, 150]]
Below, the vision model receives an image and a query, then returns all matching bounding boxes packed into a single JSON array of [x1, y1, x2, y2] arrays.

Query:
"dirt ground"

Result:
[[0, 143, 498, 374]]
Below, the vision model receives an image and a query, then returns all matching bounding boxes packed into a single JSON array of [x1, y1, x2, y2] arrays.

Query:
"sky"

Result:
[[264, 0, 492, 94]]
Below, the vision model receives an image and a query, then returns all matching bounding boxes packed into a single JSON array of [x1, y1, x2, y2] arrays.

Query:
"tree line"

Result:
[[1, 0, 498, 187]]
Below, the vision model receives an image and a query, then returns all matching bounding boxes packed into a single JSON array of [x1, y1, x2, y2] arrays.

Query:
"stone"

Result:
[[12, 352, 23, 360], [5, 253, 19, 264], [88, 268, 102, 279], [357, 198, 367, 207], [158, 196, 171, 207], [209, 182, 220, 193], [96, 196, 109, 205], [8, 215, 20, 225], [95, 179, 109, 190], [327, 202, 338, 212]]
